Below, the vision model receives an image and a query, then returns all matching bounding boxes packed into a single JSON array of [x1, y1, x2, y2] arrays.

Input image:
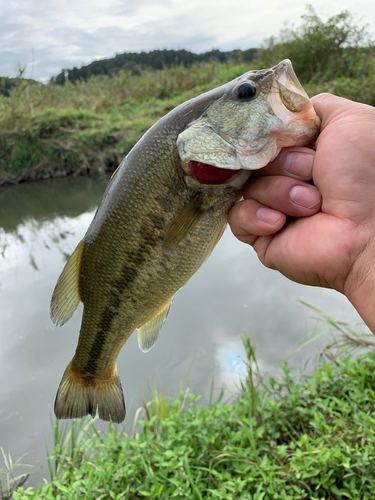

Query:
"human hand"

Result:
[[228, 93, 375, 331]]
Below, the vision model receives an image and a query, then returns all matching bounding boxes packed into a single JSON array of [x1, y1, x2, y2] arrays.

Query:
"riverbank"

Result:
[[0, 63, 246, 186], [1, 62, 375, 187], [6, 333, 375, 500]]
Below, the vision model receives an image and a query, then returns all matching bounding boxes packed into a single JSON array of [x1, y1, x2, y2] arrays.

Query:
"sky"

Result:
[[1, 0, 375, 82]]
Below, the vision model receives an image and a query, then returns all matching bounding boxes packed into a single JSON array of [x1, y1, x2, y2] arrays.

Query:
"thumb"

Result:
[[311, 93, 368, 128]]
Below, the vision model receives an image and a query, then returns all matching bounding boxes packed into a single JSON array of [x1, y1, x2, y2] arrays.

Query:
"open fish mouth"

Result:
[[185, 160, 252, 187], [267, 59, 321, 147], [188, 160, 238, 185], [272, 59, 310, 99]]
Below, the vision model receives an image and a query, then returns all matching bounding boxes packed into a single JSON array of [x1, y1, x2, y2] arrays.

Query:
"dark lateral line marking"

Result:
[[82, 228, 160, 376]]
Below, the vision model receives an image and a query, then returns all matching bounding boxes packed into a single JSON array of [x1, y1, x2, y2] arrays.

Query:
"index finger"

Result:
[[252, 146, 315, 181]]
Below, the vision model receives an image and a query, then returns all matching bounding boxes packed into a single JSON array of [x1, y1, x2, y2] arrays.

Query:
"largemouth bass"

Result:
[[51, 59, 320, 423]]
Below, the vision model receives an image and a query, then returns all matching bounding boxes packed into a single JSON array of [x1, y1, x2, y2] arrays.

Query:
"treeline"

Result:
[[253, 6, 374, 84], [0, 76, 39, 97], [50, 48, 258, 85]]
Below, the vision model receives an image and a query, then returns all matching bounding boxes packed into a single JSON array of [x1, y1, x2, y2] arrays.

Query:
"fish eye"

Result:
[[236, 82, 257, 100]]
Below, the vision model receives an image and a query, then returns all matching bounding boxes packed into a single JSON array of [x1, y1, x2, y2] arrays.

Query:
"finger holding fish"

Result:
[[228, 177, 321, 242], [228, 145, 319, 244], [243, 175, 321, 216], [252, 146, 315, 180], [227, 199, 286, 246]]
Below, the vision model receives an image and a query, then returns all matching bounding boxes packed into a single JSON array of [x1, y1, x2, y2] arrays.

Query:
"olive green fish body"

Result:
[[75, 148, 239, 378], [51, 60, 321, 422]]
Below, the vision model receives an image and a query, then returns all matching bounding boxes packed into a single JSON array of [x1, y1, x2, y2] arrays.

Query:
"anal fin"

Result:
[[50, 239, 85, 327], [137, 297, 174, 352]]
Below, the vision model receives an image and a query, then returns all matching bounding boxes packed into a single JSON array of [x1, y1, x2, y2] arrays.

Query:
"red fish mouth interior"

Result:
[[189, 161, 238, 185]]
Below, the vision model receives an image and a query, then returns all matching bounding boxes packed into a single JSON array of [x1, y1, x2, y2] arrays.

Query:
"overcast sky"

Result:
[[1, 0, 375, 81]]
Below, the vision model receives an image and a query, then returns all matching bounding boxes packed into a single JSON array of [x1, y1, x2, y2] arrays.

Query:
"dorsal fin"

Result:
[[163, 193, 208, 251], [50, 239, 85, 327], [137, 297, 174, 352]]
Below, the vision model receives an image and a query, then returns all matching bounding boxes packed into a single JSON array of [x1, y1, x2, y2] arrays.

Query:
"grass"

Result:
[[4, 316, 375, 499], [0, 448, 31, 500], [0, 62, 248, 185], [294, 301, 375, 364]]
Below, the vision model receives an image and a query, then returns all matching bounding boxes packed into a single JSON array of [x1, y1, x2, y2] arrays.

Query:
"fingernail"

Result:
[[285, 153, 314, 178], [256, 207, 283, 224], [290, 185, 321, 208]]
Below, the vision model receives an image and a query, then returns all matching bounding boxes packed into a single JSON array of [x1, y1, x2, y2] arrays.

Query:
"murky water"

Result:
[[0, 175, 366, 487]]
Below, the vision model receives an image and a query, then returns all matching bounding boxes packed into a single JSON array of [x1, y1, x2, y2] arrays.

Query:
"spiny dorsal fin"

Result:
[[50, 239, 85, 327], [137, 297, 174, 352], [163, 193, 208, 251]]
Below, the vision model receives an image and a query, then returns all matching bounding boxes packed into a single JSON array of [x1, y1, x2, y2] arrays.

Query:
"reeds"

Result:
[[0, 448, 31, 500]]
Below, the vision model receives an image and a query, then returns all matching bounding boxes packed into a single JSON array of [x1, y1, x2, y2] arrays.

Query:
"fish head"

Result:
[[177, 59, 320, 186]]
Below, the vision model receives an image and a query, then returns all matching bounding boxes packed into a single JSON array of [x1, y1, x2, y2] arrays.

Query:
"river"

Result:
[[0, 174, 365, 488]]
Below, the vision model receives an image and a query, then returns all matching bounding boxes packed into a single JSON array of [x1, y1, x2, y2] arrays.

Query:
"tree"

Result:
[[255, 6, 373, 82]]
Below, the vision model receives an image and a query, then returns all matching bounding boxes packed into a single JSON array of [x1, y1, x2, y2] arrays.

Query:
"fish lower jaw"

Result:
[[225, 169, 252, 188], [180, 137, 281, 187]]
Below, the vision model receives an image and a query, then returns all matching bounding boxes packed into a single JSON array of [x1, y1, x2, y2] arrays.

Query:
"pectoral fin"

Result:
[[204, 223, 226, 262], [50, 239, 85, 327], [137, 297, 174, 352], [163, 193, 208, 251]]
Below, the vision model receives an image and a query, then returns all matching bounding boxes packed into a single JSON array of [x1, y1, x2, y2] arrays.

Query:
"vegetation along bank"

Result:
[[3, 324, 375, 499], [0, 7, 374, 186]]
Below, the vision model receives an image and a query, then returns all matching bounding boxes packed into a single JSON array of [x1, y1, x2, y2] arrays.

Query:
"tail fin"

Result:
[[54, 361, 126, 423]]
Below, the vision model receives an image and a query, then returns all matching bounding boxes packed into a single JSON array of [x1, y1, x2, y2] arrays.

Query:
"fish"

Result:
[[50, 59, 320, 423]]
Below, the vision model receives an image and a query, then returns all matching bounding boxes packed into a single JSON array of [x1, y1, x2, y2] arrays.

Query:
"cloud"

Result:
[[110, 0, 173, 16], [1, 0, 374, 81], [0, 0, 269, 79]]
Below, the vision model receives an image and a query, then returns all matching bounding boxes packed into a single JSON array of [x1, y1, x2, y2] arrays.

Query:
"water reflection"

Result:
[[0, 175, 366, 487]]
